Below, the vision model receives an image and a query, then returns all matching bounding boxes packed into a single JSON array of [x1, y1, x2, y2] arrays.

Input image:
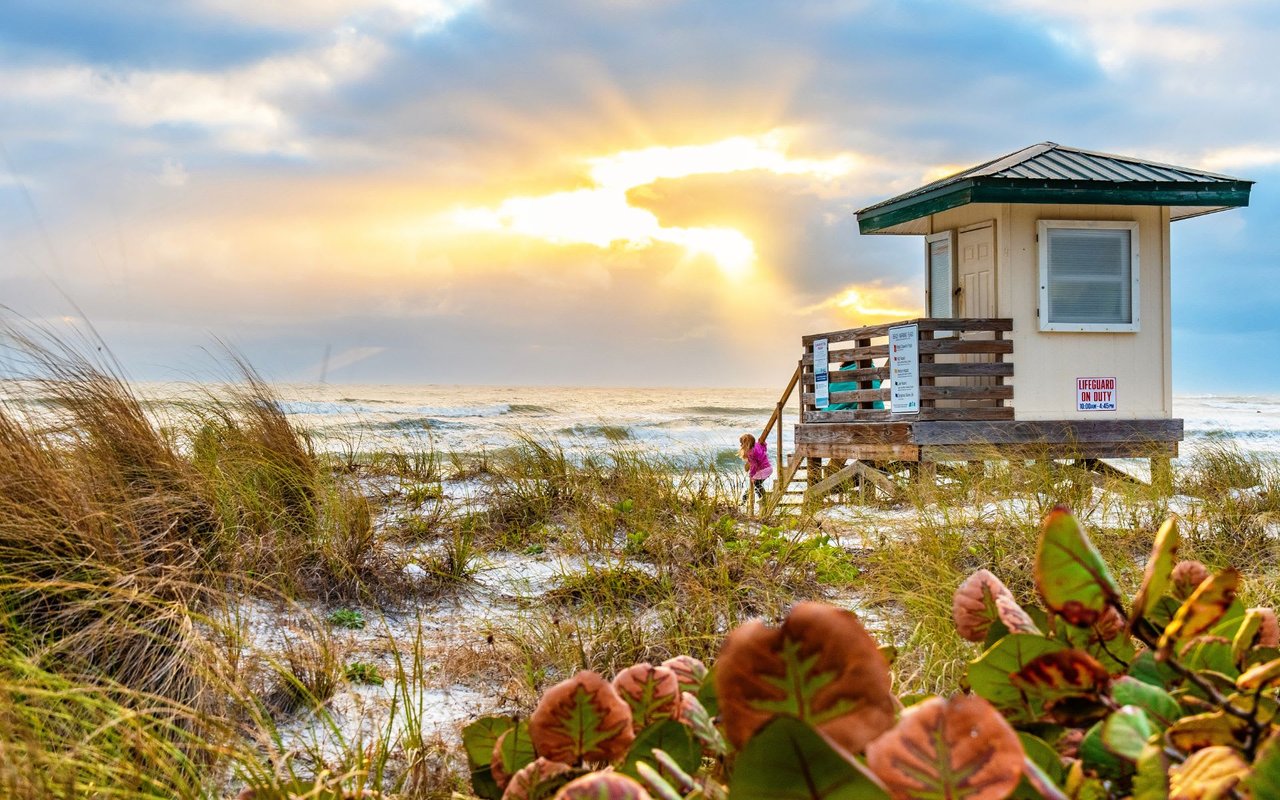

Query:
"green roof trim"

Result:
[[856, 142, 1255, 234]]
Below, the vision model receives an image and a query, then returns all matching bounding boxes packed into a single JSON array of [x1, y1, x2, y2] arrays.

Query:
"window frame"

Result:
[[925, 230, 955, 320], [1037, 219, 1141, 333]]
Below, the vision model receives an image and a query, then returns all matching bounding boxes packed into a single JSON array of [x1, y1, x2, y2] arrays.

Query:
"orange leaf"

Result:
[[553, 772, 652, 800], [866, 695, 1024, 800], [1168, 746, 1248, 800], [501, 758, 573, 800], [529, 671, 635, 765], [612, 664, 682, 728], [953, 569, 1040, 642], [1158, 569, 1240, 660], [715, 601, 895, 754]]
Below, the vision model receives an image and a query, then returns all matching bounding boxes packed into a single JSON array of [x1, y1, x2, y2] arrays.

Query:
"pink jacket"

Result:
[[746, 442, 773, 480]]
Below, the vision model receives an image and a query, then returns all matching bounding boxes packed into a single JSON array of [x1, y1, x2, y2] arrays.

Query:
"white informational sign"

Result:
[[813, 338, 830, 410], [888, 324, 920, 414], [1076, 377, 1117, 411]]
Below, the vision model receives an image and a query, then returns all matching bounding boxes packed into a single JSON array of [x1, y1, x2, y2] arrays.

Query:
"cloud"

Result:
[[0, 26, 384, 155]]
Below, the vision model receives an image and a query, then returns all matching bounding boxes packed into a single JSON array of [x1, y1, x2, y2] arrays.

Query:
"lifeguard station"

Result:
[[760, 142, 1254, 511]]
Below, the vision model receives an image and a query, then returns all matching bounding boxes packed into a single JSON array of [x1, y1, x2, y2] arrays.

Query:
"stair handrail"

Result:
[[753, 360, 802, 517]]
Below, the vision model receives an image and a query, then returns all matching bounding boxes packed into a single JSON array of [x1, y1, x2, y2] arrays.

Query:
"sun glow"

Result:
[[449, 131, 855, 278], [819, 285, 921, 323]]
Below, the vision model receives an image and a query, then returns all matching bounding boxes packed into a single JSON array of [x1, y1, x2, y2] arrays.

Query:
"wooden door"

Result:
[[957, 224, 996, 392]]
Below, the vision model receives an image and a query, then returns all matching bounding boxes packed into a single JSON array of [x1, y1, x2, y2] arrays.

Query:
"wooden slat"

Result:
[[919, 385, 1014, 401], [828, 388, 891, 404], [909, 419, 1184, 445], [917, 408, 1015, 421], [796, 443, 921, 462], [795, 422, 914, 445], [921, 441, 1178, 461], [920, 362, 1014, 378], [802, 317, 1013, 344], [803, 340, 1012, 366]]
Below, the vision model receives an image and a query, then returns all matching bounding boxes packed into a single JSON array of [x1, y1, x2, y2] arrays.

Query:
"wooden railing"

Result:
[[800, 318, 1014, 422]]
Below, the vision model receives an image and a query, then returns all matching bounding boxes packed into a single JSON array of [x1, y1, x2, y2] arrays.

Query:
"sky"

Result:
[[1, 0, 1278, 391]]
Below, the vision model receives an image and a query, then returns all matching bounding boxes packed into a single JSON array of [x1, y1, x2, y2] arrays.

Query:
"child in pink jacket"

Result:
[[739, 433, 773, 503]]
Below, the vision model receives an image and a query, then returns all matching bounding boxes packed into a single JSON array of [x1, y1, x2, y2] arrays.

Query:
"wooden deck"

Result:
[[757, 317, 1182, 513]]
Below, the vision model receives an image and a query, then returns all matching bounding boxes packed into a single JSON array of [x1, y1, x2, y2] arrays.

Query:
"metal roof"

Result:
[[857, 142, 1254, 234]]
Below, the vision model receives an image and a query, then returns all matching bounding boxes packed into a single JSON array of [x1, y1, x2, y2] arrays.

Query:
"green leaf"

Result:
[[1111, 676, 1180, 730], [1058, 614, 1136, 673], [1231, 608, 1265, 667], [1035, 506, 1122, 627], [1017, 732, 1063, 784], [497, 721, 536, 784], [1079, 720, 1133, 782], [1182, 636, 1239, 678], [621, 720, 697, 780], [1128, 649, 1178, 689], [1157, 569, 1240, 659], [728, 717, 889, 800], [697, 665, 719, 716], [1132, 743, 1169, 800], [1130, 517, 1179, 627], [1101, 706, 1154, 762], [1242, 731, 1280, 799], [967, 634, 1068, 723], [462, 715, 517, 800]]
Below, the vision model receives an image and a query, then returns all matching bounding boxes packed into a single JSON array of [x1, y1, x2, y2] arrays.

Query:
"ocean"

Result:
[[5, 382, 1276, 466], [263, 385, 1280, 466]]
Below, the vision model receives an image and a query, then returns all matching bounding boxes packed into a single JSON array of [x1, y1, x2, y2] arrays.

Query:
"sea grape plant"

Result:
[[462, 505, 1280, 799]]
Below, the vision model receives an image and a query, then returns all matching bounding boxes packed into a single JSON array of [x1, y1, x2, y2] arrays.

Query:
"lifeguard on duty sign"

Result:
[[1076, 377, 1117, 411]]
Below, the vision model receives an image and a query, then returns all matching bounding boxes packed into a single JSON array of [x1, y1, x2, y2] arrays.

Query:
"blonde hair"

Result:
[[738, 433, 756, 460]]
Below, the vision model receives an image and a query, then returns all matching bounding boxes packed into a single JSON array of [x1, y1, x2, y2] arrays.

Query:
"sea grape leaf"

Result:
[[1133, 743, 1170, 800], [1181, 636, 1238, 678], [728, 716, 889, 800], [1080, 721, 1133, 783], [1111, 676, 1180, 730], [1225, 691, 1280, 726], [555, 772, 652, 800], [1128, 649, 1178, 689], [493, 722, 536, 790], [696, 666, 719, 717], [528, 670, 635, 765], [620, 720, 697, 780], [1158, 569, 1240, 660], [463, 715, 517, 799], [1167, 746, 1248, 800], [715, 601, 895, 754], [1035, 506, 1122, 627], [677, 691, 726, 757], [1017, 732, 1063, 784], [1165, 711, 1248, 752], [1018, 755, 1068, 800], [612, 663, 682, 730], [1171, 560, 1211, 599], [865, 695, 1024, 800], [1009, 649, 1111, 725], [1254, 607, 1280, 647], [500, 758, 573, 800], [1101, 706, 1154, 762], [1230, 608, 1264, 666], [967, 634, 1068, 723], [953, 569, 1041, 643], [1235, 655, 1280, 690], [634, 762, 683, 800], [1058, 610, 1136, 674], [1242, 731, 1280, 799], [660, 655, 707, 694], [1130, 516, 1179, 628]]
